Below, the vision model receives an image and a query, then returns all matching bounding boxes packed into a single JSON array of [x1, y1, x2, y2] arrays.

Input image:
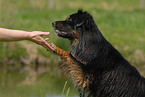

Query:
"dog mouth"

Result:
[[55, 30, 68, 36]]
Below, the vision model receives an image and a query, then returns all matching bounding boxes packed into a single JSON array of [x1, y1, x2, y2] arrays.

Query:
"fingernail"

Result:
[[43, 32, 50, 35], [45, 38, 49, 40], [46, 32, 50, 34]]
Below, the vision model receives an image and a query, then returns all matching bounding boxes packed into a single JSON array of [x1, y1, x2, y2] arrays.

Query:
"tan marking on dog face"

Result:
[[68, 16, 70, 19], [56, 22, 62, 28]]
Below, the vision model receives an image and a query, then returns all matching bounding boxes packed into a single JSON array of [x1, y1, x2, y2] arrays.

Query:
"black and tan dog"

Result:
[[48, 10, 145, 97]]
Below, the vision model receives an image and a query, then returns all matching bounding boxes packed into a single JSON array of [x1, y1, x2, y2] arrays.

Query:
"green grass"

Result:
[[0, 70, 77, 97], [61, 81, 71, 97], [0, 0, 145, 97]]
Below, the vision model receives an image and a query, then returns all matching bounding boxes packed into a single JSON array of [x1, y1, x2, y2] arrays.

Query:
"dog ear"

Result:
[[77, 9, 83, 14], [76, 21, 85, 27], [75, 17, 93, 30]]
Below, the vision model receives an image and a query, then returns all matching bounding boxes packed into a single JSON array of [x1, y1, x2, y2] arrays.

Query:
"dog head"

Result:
[[52, 10, 95, 41], [52, 10, 103, 63]]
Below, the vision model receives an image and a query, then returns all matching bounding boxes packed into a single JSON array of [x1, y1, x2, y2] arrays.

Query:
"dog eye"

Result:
[[69, 18, 72, 22], [66, 18, 72, 22]]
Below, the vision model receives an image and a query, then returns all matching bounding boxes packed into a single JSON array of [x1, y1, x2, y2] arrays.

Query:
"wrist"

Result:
[[24, 32, 33, 40]]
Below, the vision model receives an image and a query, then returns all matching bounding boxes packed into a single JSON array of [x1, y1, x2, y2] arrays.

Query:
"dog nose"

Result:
[[52, 22, 56, 27]]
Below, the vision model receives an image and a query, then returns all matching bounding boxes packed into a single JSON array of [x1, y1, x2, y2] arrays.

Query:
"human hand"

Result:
[[28, 31, 54, 52]]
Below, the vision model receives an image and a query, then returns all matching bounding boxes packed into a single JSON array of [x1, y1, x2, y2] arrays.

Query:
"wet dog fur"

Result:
[[49, 10, 145, 97]]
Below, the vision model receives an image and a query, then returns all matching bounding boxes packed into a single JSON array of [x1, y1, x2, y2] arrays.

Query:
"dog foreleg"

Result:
[[48, 43, 87, 88], [49, 43, 69, 59]]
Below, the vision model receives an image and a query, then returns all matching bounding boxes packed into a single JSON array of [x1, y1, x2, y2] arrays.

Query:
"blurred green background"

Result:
[[0, 0, 145, 97]]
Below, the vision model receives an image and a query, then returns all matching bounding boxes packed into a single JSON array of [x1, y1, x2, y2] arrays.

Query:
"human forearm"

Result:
[[0, 27, 54, 51], [0, 28, 30, 41]]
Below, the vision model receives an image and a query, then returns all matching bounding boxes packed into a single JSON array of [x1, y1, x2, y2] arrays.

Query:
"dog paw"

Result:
[[49, 42, 57, 51]]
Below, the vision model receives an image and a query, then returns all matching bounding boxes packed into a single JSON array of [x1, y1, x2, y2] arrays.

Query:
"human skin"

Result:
[[0, 28, 54, 52]]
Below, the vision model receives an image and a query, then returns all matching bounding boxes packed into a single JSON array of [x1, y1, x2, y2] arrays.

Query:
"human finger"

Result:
[[41, 42, 54, 53], [45, 38, 49, 41], [43, 40, 54, 52]]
